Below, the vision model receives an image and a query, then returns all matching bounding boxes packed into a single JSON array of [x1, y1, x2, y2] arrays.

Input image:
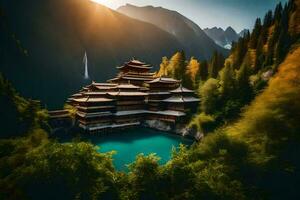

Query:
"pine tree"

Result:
[[263, 10, 273, 28], [255, 36, 265, 71], [209, 51, 225, 78], [198, 60, 209, 82], [249, 18, 262, 49], [235, 63, 253, 104], [275, 3, 291, 66], [273, 2, 283, 23], [219, 62, 235, 99], [233, 33, 250, 69]]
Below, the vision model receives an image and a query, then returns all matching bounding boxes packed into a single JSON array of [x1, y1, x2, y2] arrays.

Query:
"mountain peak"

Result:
[[225, 26, 237, 34], [204, 26, 242, 49], [239, 29, 249, 37]]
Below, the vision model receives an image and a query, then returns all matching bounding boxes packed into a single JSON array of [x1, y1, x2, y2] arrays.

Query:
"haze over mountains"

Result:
[[203, 27, 248, 49], [117, 4, 228, 59], [0, 0, 228, 109]]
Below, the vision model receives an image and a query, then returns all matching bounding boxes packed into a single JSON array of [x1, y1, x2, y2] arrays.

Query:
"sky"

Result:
[[92, 0, 288, 32]]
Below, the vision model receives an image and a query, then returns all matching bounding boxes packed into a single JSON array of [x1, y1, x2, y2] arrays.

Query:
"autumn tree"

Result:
[[186, 57, 200, 88], [157, 56, 169, 77]]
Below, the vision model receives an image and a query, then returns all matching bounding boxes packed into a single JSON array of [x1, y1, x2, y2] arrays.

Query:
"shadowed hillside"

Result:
[[117, 4, 229, 59], [0, 0, 183, 109]]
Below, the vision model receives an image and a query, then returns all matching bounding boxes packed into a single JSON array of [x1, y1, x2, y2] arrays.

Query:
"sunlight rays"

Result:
[[91, 0, 120, 9]]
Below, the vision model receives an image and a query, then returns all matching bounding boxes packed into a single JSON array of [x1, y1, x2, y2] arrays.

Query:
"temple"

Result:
[[67, 59, 200, 134]]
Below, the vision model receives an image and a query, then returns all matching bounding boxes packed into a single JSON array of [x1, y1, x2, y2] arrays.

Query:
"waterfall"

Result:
[[83, 51, 89, 79]]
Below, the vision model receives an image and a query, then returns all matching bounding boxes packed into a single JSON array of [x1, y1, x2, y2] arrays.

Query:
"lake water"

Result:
[[72, 128, 194, 171]]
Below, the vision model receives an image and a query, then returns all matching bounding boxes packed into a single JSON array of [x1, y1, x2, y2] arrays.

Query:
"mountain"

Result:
[[0, 0, 184, 109], [203, 26, 241, 49], [238, 29, 249, 37], [117, 4, 229, 60]]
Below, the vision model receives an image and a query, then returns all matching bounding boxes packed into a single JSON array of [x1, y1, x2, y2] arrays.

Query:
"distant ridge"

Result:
[[204, 26, 244, 49], [117, 4, 229, 59]]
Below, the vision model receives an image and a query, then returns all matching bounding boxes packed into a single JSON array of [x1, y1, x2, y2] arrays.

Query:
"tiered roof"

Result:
[[107, 91, 148, 97], [117, 59, 153, 71], [147, 77, 181, 84], [66, 58, 200, 133], [170, 85, 194, 94], [108, 59, 155, 84], [163, 85, 200, 103], [163, 96, 200, 103], [73, 97, 115, 103]]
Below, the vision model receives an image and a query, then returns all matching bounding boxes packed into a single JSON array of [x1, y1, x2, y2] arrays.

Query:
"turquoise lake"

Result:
[[75, 128, 194, 171]]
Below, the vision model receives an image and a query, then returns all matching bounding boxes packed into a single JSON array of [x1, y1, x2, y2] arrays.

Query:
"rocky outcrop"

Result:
[[180, 126, 204, 141], [143, 120, 203, 140], [143, 120, 172, 132]]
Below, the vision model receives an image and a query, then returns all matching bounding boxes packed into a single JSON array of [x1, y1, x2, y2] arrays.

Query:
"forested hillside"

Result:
[[158, 0, 299, 132]]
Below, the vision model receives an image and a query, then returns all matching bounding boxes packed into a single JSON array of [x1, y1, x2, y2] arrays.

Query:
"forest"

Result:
[[0, 0, 300, 199]]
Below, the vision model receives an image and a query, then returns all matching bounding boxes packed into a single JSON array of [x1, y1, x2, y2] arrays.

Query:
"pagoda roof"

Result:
[[125, 71, 156, 76], [129, 59, 146, 65], [91, 82, 117, 87], [148, 92, 171, 95], [94, 86, 116, 90], [77, 111, 113, 118], [147, 77, 181, 84], [71, 93, 84, 97], [115, 110, 147, 116], [73, 97, 115, 103], [117, 65, 152, 70], [108, 76, 154, 82], [115, 84, 141, 89], [83, 92, 107, 96], [163, 96, 200, 103], [170, 85, 195, 93], [77, 105, 115, 110], [107, 91, 148, 96], [117, 59, 153, 70], [122, 76, 154, 81]]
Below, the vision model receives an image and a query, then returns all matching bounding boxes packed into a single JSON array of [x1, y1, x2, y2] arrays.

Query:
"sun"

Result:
[[90, 0, 119, 9]]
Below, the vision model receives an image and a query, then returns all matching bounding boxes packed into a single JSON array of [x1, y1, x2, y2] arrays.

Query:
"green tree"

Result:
[[273, 2, 283, 23], [200, 78, 220, 114], [198, 60, 209, 81], [209, 51, 225, 78], [249, 18, 262, 49], [1, 142, 118, 200], [263, 10, 273, 28], [219, 63, 235, 99], [235, 63, 253, 104], [126, 154, 163, 199]]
